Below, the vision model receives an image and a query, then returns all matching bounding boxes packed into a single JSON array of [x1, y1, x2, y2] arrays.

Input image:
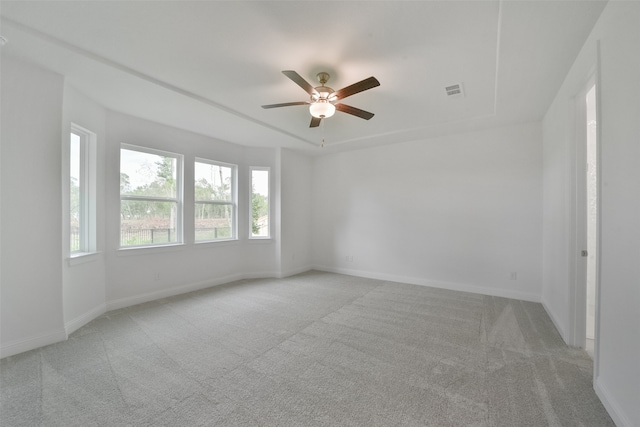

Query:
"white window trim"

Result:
[[67, 251, 102, 266], [70, 124, 97, 256], [119, 143, 183, 249], [194, 157, 238, 243], [249, 166, 271, 240]]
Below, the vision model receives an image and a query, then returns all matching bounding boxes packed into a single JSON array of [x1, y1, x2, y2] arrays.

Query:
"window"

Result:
[[120, 145, 182, 247], [250, 167, 270, 238], [70, 125, 96, 254], [194, 159, 237, 242]]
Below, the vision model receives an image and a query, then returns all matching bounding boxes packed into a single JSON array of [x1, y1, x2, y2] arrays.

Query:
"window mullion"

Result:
[[195, 200, 234, 206], [121, 195, 179, 203]]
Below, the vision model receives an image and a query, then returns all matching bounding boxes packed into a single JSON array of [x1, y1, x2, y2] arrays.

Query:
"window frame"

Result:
[[70, 124, 97, 255], [119, 143, 183, 249], [194, 157, 238, 243], [249, 166, 271, 240]]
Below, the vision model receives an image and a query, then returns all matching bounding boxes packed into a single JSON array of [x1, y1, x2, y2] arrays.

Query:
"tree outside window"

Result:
[[250, 168, 270, 238], [194, 159, 237, 242], [120, 145, 182, 247], [70, 125, 96, 254]]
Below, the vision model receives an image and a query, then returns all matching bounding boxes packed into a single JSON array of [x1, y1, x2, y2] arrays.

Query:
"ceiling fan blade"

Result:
[[282, 70, 318, 96], [310, 117, 322, 128], [261, 101, 309, 109], [335, 103, 375, 120], [332, 76, 380, 101]]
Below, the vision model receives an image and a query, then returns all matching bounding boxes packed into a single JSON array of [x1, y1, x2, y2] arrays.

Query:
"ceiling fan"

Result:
[[262, 70, 380, 128]]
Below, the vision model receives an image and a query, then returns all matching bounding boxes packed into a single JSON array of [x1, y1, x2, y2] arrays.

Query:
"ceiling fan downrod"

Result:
[[316, 72, 330, 86]]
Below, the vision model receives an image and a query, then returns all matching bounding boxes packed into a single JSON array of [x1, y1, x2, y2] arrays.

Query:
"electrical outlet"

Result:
[[154, 272, 160, 281], [510, 272, 517, 280]]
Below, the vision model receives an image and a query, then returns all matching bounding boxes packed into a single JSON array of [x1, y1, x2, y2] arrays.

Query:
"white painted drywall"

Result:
[[0, 56, 66, 357], [280, 148, 312, 276], [61, 85, 107, 334], [541, 89, 574, 341], [104, 111, 279, 308], [311, 122, 543, 301], [542, 2, 640, 425]]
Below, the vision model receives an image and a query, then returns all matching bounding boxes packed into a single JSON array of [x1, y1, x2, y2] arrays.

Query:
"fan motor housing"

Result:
[[311, 86, 335, 103]]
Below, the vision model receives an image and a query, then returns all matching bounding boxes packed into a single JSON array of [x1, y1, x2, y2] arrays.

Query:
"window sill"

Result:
[[248, 237, 274, 243], [194, 238, 239, 248], [68, 252, 102, 266], [117, 243, 185, 257]]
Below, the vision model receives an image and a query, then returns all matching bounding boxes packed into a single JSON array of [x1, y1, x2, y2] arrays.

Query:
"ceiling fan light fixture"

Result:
[[261, 70, 380, 127], [309, 100, 336, 118]]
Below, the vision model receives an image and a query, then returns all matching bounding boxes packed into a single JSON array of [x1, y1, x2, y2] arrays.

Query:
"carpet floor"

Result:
[[1, 271, 614, 426]]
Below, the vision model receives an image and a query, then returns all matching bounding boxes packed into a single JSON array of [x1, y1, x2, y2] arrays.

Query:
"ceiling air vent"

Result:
[[445, 83, 464, 98]]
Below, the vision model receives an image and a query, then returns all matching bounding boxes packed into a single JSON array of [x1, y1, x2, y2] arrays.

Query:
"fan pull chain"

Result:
[[321, 118, 325, 148]]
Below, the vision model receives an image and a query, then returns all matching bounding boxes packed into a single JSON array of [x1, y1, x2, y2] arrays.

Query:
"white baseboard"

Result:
[[65, 304, 107, 336], [0, 328, 67, 359], [312, 264, 541, 303], [541, 299, 568, 344], [106, 273, 247, 311], [106, 268, 315, 311], [595, 377, 633, 427], [242, 270, 280, 280], [277, 264, 313, 279]]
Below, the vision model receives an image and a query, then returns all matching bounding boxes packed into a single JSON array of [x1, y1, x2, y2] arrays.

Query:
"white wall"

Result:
[[104, 111, 279, 309], [311, 122, 543, 301], [0, 60, 286, 355], [542, 2, 640, 425], [542, 86, 574, 341], [597, 5, 640, 422], [61, 85, 107, 334], [0, 56, 66, 357], [280, 148, 312, 276]]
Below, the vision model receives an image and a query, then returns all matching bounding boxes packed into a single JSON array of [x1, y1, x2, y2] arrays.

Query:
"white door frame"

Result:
[[569, 41, 602, 382]]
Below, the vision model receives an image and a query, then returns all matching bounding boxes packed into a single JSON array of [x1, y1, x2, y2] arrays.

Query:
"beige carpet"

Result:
[[1, 271, 613, 426]]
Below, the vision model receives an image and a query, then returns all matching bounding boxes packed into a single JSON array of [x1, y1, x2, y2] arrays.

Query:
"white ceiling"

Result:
[[0, 1, 607, 154]]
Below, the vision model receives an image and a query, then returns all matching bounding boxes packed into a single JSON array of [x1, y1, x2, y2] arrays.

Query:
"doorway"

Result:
[[573, 77, 598, 358], [584, 83, 597, 357]]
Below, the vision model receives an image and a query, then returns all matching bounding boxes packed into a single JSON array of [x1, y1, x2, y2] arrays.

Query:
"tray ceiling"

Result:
[[0, 1, 607, 153]]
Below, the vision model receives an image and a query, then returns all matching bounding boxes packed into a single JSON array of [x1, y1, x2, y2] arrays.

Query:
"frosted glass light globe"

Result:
[[309, 101, 336, 118]]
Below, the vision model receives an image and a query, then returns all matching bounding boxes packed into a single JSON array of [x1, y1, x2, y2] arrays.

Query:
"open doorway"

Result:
[[573, 77, 598, 359], [584, 83, 597, 357]]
